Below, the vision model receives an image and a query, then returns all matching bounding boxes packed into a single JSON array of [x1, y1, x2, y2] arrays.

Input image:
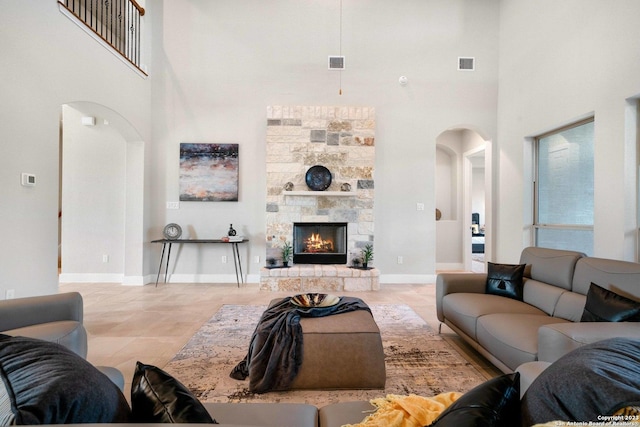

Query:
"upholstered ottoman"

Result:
[[270, 298, 386, 390]]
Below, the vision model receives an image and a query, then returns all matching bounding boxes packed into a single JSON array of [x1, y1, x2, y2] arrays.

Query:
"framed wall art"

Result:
[[179, 143, 239, 201]]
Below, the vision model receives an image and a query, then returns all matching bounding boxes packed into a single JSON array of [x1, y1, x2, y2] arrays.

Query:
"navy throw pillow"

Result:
[[131, 361, 217, 423], [485, 262, 526, 301], [0, 334, 131, 424], [581, 283, 640, 322], [428, 373, 520, 427]]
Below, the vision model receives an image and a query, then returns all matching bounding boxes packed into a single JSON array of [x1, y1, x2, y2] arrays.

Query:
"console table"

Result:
[[151, 239, 248, 286]]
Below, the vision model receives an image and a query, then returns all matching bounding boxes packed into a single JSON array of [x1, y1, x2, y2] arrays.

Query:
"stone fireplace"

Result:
[[261, 105, 377, 291]]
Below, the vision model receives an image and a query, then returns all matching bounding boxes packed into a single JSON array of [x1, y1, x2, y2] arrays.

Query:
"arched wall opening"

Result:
[[59, 102, 145, 284], [435, 126, 491, 272]]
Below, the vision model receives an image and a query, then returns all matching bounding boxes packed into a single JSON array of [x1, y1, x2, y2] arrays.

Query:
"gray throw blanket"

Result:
[[230, 296, 371, 393]]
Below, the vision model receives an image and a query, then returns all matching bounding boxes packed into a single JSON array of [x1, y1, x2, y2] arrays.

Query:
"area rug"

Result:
[[163, 304, 487, 406]]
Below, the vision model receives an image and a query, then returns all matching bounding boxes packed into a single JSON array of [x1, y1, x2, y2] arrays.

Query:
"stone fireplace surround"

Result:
[[261, 105, 377, 291]]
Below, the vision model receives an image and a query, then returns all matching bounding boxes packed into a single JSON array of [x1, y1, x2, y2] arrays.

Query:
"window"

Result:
[[534, 118, 594, 255]]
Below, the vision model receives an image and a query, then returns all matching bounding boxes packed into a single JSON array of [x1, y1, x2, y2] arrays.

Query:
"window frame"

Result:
[[533, 117, 595, 253]]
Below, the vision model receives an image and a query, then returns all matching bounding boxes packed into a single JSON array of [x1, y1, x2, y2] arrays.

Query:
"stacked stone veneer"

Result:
[[262, 105, 376, 291]]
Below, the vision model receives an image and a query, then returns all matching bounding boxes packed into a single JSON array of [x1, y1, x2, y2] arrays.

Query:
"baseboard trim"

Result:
[[58, 273, 124, 283], [380, 274, 437, 284], [435, 263, 464, 271]]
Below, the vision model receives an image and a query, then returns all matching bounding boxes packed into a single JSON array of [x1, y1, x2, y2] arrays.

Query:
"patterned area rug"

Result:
[[163, 304, 487, 406]]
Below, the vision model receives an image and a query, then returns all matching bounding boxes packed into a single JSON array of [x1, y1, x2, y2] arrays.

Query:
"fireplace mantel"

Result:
[[284, 191, 355, 197]]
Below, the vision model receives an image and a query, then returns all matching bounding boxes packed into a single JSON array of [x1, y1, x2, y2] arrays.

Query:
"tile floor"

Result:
[[59, 282, 501, 397]]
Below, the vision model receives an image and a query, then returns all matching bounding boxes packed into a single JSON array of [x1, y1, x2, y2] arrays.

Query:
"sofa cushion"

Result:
[[552, 291, 587, 322], [522, 279, 566, 316], [486, 262, 526, 301], [519, 246, 584, 290], [318, 401, 377, 427], [521, 337, 640, 425], [429, 373, 520, 426], [442, 293, 544, 340], [204, 402, 318, 427], [476, 313, 570, 371], [572, 257, 640, 296], [131, 362, 216, 424], [581, 282, 640, 322], [0, 334, 131, 424], [3, 320, 87, 358]]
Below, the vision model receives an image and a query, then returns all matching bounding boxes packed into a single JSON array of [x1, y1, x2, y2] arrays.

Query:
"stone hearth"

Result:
[[260, 265, 379, 292]]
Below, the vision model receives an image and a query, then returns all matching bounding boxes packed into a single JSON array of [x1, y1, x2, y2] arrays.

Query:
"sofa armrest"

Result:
[[538, 322, 640, 363], [0, 292, 83, 332], [436, 273, 487, 321]]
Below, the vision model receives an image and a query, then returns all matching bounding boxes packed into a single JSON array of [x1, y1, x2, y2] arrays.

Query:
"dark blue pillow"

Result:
[[581, 283, 640, 322], [131, 362, 217, 423], [0, 334, 131, 424], [486, 263, 526, 301], [429, 373, 520, 426]]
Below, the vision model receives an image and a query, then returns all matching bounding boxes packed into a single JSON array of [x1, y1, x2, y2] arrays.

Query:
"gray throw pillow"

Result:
[[521, 337, 640, 425], [485, 262, 526, 301]]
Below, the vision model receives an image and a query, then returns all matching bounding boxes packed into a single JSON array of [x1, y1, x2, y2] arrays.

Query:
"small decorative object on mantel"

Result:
[[281, 241, 293, 267], [283, 182, 294, 191], [163, 223, 182, 240], [305, 165, 332, 191], [361, 244, 374, 269], [340, 182, 352, 192], [228, 224, 237, 236]]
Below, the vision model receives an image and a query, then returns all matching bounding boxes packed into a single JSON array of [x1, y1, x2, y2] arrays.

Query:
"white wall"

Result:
[[12, 1, 638, 293], [149, 0, 500, 283], [0, 1, 151, 297], [496, 0, 640, 262], [60, 106, 126, 282]]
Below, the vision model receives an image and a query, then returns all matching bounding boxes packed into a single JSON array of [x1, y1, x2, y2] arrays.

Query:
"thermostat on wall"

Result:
[[21, 173, 36, 187]]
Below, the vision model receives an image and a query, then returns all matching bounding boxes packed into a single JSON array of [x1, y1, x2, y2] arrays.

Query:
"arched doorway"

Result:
[[59, 102, 145, 284], [435, 127, 492, 272]]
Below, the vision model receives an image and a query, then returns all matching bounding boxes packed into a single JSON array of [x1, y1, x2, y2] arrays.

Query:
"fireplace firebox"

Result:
[[293, 222, 348, 264]]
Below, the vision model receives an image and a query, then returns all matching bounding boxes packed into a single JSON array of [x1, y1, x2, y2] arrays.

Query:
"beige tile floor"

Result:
[[59, 282, 501, 397]]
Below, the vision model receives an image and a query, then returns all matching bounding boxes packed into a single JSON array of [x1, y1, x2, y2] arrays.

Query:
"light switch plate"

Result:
[[21, 173, 36, 187]]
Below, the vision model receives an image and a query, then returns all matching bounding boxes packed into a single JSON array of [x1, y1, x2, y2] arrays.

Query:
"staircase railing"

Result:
[[58, 0, 146, 75]]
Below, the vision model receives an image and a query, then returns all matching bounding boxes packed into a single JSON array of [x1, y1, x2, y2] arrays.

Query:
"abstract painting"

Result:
[[179, 143, 239, 201]]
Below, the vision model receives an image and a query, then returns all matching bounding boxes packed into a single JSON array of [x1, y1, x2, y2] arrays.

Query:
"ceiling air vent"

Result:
[[328, 56, 345, 70], [458, 57, 475, 71]]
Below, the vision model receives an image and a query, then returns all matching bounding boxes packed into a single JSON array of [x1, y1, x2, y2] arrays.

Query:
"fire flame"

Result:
[[304, 233, 334, 253]]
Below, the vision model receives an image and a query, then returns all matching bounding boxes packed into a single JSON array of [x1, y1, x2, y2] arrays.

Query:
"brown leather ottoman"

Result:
[[269, 298, 386, 390]]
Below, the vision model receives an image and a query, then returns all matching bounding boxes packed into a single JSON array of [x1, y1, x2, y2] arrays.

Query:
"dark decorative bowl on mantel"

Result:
[[305, 165, 332, 191]]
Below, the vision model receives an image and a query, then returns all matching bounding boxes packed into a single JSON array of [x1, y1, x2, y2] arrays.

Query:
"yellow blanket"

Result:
[[342, 392, 463, 427]]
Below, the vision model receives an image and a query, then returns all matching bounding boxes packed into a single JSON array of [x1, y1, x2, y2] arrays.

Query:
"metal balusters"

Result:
[[58, 0, 145, 74]]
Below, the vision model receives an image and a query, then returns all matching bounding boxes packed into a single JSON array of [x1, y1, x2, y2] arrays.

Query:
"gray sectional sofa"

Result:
[[0, 292, 372, 427], [436, 246, 640, 378]]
